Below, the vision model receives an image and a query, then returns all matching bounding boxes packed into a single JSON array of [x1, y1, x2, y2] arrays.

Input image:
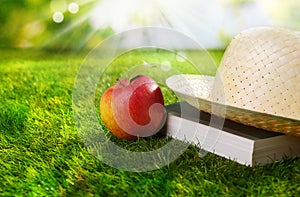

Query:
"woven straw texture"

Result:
[[167, 27, 300, 136], [213, 27, 300, 135], [166, 74, 300, 136]]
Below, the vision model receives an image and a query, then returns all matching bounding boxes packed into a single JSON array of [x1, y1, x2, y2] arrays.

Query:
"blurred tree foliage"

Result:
[[0, 0, 48, 47], [0, 0, 113, 49], [1, 0, 299, 49]]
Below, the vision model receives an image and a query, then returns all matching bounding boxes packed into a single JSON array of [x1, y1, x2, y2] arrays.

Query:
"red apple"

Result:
[[100, 75, 166, 140]]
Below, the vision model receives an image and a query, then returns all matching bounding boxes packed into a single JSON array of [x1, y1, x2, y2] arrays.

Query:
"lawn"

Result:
[[0, 48, 300, 196]]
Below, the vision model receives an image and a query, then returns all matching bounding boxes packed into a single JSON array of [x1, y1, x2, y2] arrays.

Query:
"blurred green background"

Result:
[[1, 0, 300, 50], [0, 0, 113, 49]]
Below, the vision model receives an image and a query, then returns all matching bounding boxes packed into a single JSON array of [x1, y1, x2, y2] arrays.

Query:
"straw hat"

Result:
[[166, 27, 300, 136]]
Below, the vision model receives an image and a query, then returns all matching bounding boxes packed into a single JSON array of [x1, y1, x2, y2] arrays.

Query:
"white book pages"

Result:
[[164, 102, 300, 166]]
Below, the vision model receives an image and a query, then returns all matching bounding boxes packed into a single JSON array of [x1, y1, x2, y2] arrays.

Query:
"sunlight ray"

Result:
[[42, 12, 92, 49]]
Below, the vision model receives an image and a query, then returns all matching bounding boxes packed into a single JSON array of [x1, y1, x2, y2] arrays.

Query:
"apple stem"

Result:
[[117, 78, 126, 87]]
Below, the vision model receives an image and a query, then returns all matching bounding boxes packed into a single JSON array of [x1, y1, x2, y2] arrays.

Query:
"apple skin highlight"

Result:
[[100, 83, 136, 140], [100, 75, 165, 140]]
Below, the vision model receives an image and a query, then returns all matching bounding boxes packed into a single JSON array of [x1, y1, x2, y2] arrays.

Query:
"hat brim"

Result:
[[166, 74, 300, 136]]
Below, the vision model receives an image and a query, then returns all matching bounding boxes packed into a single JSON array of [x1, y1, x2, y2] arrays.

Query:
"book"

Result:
[[164, 102, 300, 166]]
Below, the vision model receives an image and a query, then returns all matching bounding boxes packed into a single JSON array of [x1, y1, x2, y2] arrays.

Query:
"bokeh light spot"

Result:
[[161, 61, 172, 71], [68, 2, 79, 14], [176, 52, 187, 62], [50, 0, 68, 12], [53, 12, 64, 23], [23, 21, 45, 38]]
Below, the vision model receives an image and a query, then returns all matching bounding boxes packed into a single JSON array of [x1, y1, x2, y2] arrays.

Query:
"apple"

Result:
[[100, 75, 166, 140]]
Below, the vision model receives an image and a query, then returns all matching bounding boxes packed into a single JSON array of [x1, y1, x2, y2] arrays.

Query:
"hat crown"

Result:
[[216, 27, 300, 120]]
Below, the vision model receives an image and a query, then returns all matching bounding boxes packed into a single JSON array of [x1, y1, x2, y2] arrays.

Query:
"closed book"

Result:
[[164, 102, 300, 166]]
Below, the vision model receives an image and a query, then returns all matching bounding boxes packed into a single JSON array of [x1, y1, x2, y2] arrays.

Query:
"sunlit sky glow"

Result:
[[42, 0, 300, 49], [88, 0, 275, 48], [89, 0, 166, 31]]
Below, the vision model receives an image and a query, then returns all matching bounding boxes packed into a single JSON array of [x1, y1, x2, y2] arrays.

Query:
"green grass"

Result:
[[0, 48, 300, 196]]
